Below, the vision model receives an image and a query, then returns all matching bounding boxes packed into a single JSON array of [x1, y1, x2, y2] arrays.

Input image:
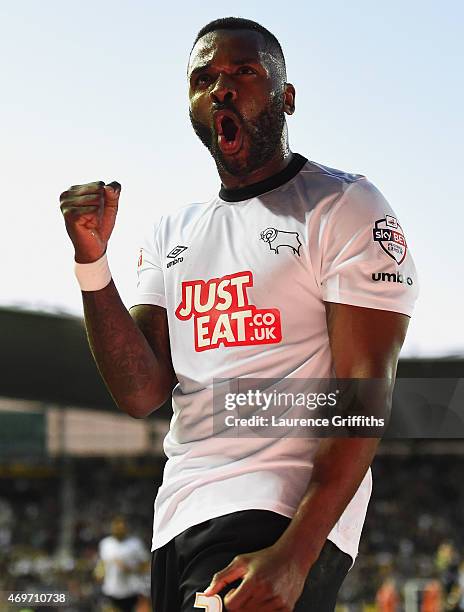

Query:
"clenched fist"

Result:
[[60, 181, 121, 263]]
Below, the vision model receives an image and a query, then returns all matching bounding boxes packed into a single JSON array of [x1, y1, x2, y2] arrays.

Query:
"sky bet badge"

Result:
[[373, 215, 407, 264]]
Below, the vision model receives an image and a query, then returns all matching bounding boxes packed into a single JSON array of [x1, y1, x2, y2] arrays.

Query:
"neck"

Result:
[[217, 141, 293, 191]]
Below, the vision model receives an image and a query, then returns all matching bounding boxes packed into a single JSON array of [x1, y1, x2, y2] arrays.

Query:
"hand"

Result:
[[204, 543, 308, 611], [59, 180, 121, 263]]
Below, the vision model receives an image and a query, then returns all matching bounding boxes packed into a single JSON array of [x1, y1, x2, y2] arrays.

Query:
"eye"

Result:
[[237, 66, 255, 75], [196, 73, 213, 86]]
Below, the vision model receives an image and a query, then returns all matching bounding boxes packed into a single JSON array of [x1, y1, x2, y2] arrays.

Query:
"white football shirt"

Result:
[[99, 535, 149, 598], [132, 154, 418, 561]]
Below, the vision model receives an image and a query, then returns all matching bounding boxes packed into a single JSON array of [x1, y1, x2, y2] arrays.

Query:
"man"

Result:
[[96, 516, 150, 612], [60, 17, 418, 612]]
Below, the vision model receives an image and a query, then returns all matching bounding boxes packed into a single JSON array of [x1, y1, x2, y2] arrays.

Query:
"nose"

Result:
[[210, 73, 237, 104]]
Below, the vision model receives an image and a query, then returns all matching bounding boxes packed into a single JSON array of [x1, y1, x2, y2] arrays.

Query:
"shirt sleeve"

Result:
[[120, 538, 149, 569], [313, 178, 419, 316], [131, 218, 166, 308]]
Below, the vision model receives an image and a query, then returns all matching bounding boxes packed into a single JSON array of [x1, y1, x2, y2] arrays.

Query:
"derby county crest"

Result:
[[260, 227, 302, 256], [372, 215, 407, 264]]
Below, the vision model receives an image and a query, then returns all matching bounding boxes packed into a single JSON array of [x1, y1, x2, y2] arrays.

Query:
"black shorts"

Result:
[[151, 510, 352, 611]]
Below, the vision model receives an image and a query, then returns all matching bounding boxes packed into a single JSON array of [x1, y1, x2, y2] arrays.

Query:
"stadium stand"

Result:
[[1, 308, 463, 611]]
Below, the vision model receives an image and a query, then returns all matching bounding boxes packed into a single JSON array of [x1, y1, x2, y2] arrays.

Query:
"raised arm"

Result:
[[60, 181, 176, 418]]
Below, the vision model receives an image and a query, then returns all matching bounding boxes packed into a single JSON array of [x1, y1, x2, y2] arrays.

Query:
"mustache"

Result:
[[211, 102, 243, 125]]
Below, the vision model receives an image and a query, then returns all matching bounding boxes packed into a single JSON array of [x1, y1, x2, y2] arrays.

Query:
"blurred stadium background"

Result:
[[1, 306, 463, 612]]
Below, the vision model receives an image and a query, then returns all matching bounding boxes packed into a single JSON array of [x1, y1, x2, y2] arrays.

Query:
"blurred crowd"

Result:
[[0, 452, 463, 611], [340, 453, 464, 610], [0, 457, 158, 611]]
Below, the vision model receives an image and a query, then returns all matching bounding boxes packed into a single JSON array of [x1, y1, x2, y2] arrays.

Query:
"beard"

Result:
[[189, 93, 285, 177]]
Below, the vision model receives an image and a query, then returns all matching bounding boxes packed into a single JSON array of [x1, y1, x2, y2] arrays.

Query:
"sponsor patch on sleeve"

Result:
[[373, 216, 407, 264]]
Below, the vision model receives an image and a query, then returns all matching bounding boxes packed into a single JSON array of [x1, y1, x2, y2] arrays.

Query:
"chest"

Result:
[[163, 204, 315, 295], [161, 205, 323, 354]]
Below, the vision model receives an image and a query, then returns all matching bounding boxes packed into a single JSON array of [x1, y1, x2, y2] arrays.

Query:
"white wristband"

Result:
[[74, 253, 112, 291]]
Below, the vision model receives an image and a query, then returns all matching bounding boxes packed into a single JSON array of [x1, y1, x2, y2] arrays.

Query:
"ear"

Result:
[[283, 83, 296, 115]]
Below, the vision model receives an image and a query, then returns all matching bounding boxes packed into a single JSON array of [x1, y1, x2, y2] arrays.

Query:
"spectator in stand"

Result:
[[376, 577, 400, 612], [436, 541, 460, 598], [421, 578, 443, 612]]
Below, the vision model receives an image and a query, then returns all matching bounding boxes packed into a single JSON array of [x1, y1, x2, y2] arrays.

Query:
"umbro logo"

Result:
[[167, 245, 188, 258], [167, 245, 188, 269]]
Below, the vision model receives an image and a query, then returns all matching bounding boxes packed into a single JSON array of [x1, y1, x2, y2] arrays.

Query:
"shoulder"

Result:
[[302, 159, 366, 188], [127, 535, 145, 548], [288, 158, 373, 216], [156, 200, 215, 233], [298, 159, 367, 201], [99, 536, 114, 554], [124, 536, 146, 555], [301, 160, 391, 224], [333, 176, 393, 228], [141, 200, 214, 250]]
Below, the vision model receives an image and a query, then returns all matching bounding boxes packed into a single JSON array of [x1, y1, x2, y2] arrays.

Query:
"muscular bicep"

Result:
[[324, 302, 410, 378], [129, 304, 177, 389]]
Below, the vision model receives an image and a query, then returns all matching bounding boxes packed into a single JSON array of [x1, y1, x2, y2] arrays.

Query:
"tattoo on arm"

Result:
[[82, 281, 172, 413]]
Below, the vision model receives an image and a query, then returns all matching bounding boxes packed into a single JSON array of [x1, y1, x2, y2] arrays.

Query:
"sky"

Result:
[[0, 0, 462, 357]]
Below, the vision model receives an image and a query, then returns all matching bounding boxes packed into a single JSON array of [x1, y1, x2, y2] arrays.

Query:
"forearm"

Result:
[[82, 280, 172, 417], [276, 437, 379, 572]]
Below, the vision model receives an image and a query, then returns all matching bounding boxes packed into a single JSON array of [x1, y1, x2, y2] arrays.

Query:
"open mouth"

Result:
[[214, 111, 243, 155], [222, 116, 238, 142]]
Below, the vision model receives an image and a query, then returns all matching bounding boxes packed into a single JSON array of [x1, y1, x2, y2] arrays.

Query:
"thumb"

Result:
[[104, 181, 122, 203], [100, 182, 121, 240], [204, 558, 246, 596]]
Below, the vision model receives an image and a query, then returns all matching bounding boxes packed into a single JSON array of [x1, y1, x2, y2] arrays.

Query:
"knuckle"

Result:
[[69, 182, 104, 196]]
